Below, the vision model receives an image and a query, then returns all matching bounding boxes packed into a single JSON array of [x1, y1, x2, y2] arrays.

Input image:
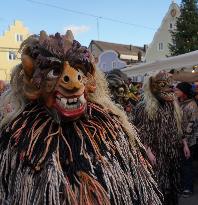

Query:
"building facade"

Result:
[[97, 50, 127, 72], [0, 20, 30, 81], [89, 40, 146, 66], [145, 1, 180, 63]]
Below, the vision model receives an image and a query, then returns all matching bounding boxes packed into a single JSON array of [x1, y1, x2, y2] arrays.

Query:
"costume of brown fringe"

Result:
[[134, 102, 182, 205], [0, 101, 163, 205]]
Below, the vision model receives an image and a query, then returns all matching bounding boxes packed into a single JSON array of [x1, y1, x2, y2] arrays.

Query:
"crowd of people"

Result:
[[107, 69, 198, 204], [0, 30, 198, 205]]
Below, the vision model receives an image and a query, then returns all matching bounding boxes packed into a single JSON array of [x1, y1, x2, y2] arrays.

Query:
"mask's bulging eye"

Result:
[[158, 82, 167, 88], [47, 69, 61, 79], [46, 58, 62, 79], [159, 83, 165, 87], [77, 70, 85, 83], [118, 87, 124, 94], [78, 74, 81, 81], [63, 75, 69, 83]]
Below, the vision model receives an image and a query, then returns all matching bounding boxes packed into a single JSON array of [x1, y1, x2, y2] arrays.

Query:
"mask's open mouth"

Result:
[[160, 91, 175, 101], [54, 92, 86, 118]]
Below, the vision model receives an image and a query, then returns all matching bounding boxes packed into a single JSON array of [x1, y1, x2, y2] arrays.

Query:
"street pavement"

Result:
[[179, 179, 198, 205], [179, 161, 198, 205]]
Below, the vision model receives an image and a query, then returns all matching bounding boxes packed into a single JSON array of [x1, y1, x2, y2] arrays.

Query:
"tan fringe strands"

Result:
[[0, 102, 163, 205]]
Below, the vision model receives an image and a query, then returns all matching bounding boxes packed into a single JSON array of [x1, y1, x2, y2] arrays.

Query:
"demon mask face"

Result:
[[106, 70, 129, 105], [150, 71, 174, 102], [21, 30, 96, 120]]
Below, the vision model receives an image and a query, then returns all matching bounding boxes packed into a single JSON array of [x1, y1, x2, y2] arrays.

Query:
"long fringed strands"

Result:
[[134, 102, 182, 205], [0, 102, 163, 205]]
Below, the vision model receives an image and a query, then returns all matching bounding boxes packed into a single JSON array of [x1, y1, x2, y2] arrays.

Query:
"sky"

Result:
[[0, 0, 181, 47]]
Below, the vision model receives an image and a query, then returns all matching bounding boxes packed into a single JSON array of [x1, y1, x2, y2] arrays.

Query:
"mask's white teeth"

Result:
[[68, 98, 73, 103], [56, 94, 86, 110], [65, 104, 70, 109], [79, 95, 86, 105], [61, 98, 67, 105]]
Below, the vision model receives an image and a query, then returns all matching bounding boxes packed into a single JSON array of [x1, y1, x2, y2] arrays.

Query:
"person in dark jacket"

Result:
[[175, 82, 198, 197]]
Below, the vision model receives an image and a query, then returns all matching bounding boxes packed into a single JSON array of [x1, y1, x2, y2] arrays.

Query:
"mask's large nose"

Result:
[[60, 62, 83, 93]]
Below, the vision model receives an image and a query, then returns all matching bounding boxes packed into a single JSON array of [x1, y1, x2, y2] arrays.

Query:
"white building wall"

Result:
[[145, 2, 180, 63]]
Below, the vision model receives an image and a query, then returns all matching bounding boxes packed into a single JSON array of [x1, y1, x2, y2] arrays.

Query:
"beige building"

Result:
[[0, 20, 30, 81], [145, 1, 180, 63]]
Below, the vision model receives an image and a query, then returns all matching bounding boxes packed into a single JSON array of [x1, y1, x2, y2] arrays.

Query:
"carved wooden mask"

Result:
[[21, 30, 96, 120]]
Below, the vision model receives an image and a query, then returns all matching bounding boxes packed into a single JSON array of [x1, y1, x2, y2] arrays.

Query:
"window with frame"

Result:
[[133, 76, 138, 82], [8, 51, 16, 60], [16, 34, 23, 42], [112, 61, 117, 69], [158, 42, 164, 51], [20, 35, 23, 41]]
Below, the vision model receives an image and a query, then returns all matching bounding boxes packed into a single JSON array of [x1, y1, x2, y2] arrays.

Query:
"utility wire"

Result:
[[26, 0, 156, 30], [97, 18, 100, 40]]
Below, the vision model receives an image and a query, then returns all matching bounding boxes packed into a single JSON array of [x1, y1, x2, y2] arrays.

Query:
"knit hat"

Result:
[[176, 82, 194, 98]]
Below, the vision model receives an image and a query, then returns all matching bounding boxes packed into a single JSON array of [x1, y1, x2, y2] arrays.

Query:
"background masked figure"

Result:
[[134, 71, 190, 205], [106, 69, 138, 121], [0, 31, 163, 205]]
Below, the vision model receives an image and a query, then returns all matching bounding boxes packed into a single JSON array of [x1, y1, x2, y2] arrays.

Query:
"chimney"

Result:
[[138, 52, 142, 62], [143, 44, 148, 52]]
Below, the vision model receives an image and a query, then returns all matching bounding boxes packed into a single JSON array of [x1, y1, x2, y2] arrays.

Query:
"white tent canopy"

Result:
[[122, 50, 198, 78]]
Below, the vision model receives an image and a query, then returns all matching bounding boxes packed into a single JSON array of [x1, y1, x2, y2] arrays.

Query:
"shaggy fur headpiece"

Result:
[[143, 70, 182, 134]]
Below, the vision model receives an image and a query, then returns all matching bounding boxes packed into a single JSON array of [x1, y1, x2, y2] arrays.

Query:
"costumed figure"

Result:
[[128, 82, 141, 102], [0, 80, 11, 118], [0, 80, 9, 96], [106, 69, 138, 121], [175, 82, 198, 197], [134, 71, 190, 205], [0, 31, 163, 205]]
